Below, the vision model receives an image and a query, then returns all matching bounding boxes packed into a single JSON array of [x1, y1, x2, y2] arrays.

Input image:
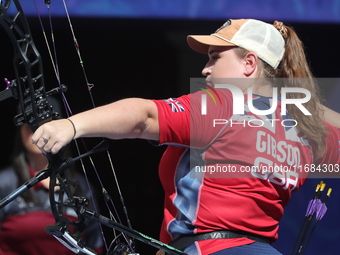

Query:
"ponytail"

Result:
[[270, 22, 327, 159]]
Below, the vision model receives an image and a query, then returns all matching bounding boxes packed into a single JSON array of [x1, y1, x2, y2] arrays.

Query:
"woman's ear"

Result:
[[243, 52, 258, 76]]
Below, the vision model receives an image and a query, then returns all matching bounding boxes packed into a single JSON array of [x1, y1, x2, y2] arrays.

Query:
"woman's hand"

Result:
[[32, 118, 76, 154]]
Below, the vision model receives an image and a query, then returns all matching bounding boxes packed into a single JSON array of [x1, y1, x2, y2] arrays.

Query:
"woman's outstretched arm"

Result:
[[32, 98, 159, 154]]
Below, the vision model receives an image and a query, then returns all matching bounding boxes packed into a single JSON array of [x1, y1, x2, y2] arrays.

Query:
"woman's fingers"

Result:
[[31, 119, 74, 154]]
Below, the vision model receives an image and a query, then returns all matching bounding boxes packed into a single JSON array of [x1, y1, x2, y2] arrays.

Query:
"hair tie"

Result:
[[67, 118, 77, 140], [273, 20, 288, 39]]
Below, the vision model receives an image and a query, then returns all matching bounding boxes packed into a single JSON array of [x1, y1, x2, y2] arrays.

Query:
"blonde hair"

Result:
[[235, 21, 327, 159]]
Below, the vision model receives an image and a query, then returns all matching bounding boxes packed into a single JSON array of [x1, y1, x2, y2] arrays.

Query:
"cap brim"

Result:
[[187, 35, 235, 54]]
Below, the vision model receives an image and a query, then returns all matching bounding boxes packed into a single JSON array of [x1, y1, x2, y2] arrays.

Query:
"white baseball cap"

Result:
[[187, 19, 285, 69]]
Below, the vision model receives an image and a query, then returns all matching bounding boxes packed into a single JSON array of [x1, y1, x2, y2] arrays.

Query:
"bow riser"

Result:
[[1, 0, 53, 131]]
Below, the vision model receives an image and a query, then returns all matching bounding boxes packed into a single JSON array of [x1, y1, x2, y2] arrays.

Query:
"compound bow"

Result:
[[0, 1, 185, 255]]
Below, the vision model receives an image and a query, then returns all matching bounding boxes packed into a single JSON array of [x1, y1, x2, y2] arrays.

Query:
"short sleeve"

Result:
[[152, 95, 191, 146], [152, 89, 234, 148]]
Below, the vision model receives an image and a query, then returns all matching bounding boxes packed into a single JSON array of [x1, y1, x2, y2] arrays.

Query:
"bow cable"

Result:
[[59, 1, 134, 231]]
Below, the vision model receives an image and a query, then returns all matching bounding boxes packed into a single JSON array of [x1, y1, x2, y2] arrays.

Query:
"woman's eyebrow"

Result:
[[208, 50, 221, 56]]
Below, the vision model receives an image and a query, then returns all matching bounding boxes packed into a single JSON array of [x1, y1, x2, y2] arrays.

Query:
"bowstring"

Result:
[[61, 0, 95, 101], [33, 0, 135, 252], [31, 1, 104, 244], [59, 0, 134, 236], [33, 0, 112, 251]]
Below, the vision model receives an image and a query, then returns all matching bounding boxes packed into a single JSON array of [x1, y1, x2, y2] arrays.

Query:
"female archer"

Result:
[[32, 19, 340, 255]]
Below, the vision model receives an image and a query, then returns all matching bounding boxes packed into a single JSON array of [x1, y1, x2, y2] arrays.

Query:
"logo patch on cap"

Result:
[[214, 19, 232, 33]]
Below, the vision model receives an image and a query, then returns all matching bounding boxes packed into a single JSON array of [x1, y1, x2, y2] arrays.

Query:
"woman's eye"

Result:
[[212, 56, 219, 61]]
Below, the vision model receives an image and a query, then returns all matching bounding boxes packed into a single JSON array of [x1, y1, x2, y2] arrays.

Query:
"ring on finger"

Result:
[[42, 137, 49, 143]]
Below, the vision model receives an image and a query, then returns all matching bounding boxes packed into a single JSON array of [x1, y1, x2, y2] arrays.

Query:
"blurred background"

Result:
[[1, 0, 340, 254]]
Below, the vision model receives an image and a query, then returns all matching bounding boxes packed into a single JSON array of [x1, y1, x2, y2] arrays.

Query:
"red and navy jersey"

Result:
[[152, 89, 340, 254]]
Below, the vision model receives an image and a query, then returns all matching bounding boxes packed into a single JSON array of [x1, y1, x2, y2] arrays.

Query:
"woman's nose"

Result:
[[202, 65, 211, 76]]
